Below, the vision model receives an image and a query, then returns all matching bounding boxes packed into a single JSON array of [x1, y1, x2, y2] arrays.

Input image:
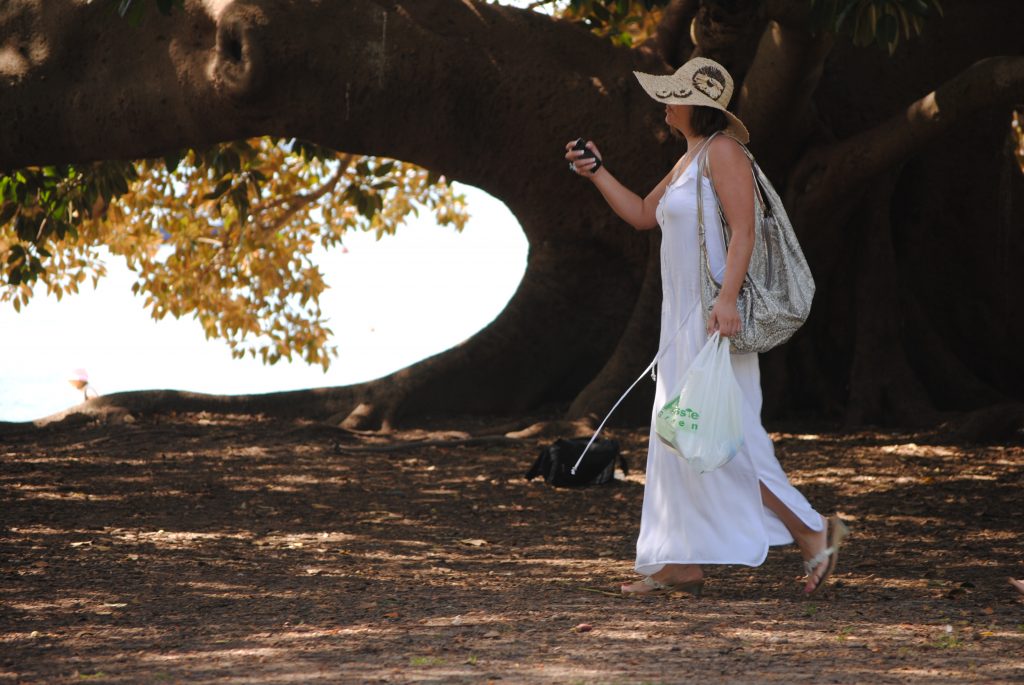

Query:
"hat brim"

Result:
[[633, 70, 750, 145]]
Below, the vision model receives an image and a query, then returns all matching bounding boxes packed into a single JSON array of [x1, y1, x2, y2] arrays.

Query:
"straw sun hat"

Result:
[[633, 57, 750, 145]]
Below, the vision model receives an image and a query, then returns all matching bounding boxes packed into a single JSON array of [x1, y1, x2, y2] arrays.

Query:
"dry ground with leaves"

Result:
[[1, 411, 1022, 684]]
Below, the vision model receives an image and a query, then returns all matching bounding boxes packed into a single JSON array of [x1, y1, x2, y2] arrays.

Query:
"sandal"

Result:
[[802, 514, 849, 597], [621, 575, 704, 597]]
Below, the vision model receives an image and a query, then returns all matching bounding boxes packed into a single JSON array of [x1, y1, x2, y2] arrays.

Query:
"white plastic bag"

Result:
[[655, 332, 744, 472]]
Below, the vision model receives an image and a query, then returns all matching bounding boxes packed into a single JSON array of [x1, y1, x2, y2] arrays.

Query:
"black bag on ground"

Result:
[[525, 438, 627, 487]]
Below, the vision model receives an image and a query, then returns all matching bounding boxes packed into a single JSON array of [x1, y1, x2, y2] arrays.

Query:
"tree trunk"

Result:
[[2, 0, 1022, 434]]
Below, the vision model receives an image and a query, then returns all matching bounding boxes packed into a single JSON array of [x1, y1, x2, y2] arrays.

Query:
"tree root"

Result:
[[943, 403, 1024, 444], [332, 435, 516, 454]]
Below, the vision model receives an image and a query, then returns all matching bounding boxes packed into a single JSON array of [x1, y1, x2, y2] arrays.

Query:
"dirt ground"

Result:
[[0, 411, 1022, 684]]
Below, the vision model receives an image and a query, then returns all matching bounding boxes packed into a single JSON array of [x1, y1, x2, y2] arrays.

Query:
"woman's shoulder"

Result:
[[707, 133, 752, 173]]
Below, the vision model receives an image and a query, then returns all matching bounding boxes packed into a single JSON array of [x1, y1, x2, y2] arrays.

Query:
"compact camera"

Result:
[[572, 138, 603, 172]]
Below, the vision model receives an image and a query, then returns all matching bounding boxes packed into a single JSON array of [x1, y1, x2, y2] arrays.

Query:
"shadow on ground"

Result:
[[1, 414, 1022, 683]]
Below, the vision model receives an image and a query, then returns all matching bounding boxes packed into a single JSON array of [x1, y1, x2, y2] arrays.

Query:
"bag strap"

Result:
[[568, 301, 698, 476], [695, 132, 766, 289]]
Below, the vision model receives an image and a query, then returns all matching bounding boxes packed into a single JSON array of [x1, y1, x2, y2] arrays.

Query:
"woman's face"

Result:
[[664, 104, 692, 133]]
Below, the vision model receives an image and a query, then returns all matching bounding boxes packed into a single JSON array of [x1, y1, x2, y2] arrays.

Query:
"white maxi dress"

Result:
[[634, 157, 823, 575]]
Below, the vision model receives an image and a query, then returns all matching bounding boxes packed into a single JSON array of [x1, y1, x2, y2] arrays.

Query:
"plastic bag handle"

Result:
[[569, 303, 699, 476]]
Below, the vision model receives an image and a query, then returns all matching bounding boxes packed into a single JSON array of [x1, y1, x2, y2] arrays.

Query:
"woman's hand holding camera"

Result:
[[565, 139, 603, 178]]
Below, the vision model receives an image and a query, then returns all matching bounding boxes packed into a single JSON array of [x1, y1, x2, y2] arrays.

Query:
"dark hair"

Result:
[[690, 105, 729, 137]]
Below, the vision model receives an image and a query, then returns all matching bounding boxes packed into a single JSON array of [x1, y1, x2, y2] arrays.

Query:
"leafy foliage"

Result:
[[809, 0, 943, 54], [0, 141, 467, 369], [0, 161, 136, 298], [559, 0, 668, 46]]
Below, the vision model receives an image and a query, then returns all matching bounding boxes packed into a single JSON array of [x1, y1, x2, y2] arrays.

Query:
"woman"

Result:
[[564, 57, 846, 597]]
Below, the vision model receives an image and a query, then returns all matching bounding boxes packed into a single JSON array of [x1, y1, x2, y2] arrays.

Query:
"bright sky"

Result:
[[0, 184, 528, 422]]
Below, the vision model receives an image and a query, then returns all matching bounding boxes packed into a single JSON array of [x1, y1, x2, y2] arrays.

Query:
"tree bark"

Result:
[[734, 20, 833, 178], [638, 0, 698, 67], [791, 56, 1024, 224], [1, 0, 1023, 435]]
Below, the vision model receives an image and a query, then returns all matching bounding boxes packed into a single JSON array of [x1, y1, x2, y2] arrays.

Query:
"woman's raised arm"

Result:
[[565, 139, 681, 231]]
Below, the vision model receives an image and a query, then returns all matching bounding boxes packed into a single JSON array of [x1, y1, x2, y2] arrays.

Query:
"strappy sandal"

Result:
[[802, 514, 849, 597], [621, 575, 705, 597]]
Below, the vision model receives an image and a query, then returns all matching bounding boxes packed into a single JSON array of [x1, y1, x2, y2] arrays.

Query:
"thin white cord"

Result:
[[569, 303, 698, 475]]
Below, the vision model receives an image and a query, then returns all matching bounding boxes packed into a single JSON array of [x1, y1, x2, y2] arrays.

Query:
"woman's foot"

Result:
[[796, 515, 830, 594], [621, 564, 703, 595], [797, 515, 849, 595]]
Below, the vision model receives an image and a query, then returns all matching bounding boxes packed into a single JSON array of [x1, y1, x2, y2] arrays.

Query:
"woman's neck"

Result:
[[684, 134, 707, 151], [684, 134, 708, 157]]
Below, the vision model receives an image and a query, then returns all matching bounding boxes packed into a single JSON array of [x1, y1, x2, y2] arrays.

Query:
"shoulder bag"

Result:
[[695, 133, 815, 354]]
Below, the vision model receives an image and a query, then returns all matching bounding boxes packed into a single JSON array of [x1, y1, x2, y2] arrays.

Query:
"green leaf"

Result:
[[164, 150, 184, 173], [0, 202, 17, 226], [121, 0, 148, 26], [203, 178, 232, 200], [7, 244, 25, 264], [111, 171, 130, 196], [14, 215, 36, 242], [879, 12, 899, 50], [356, 193, 371, 218]]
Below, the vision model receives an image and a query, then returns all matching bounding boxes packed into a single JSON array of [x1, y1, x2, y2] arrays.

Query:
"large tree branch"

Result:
[[256, 154, 351, 234], [760, 0, 814, 30], [0, 0, 674, 245], [793, 56, 1024, 220], [735, 20, 832, 178], [636, 0, 698, 67]]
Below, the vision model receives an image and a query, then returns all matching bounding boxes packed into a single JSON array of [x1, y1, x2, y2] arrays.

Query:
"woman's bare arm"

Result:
[[705, 135, 755, 337], [565, 140, 682, 231]]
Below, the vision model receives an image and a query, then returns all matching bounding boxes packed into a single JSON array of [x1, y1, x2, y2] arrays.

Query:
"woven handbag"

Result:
[[695, 133, 815, 354]]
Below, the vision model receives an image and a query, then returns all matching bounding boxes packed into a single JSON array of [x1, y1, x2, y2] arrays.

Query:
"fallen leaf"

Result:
[[573, 623, 593, 633], [70, 541, 93, 547], [459, 539, 488, 547]]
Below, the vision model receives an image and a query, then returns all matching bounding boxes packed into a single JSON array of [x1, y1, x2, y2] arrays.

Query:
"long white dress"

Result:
[[634, 157, 823, 575]]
